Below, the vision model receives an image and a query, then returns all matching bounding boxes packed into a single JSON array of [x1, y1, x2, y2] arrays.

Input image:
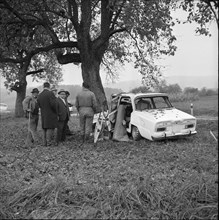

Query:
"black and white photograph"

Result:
[[0, 0, 218, 219]]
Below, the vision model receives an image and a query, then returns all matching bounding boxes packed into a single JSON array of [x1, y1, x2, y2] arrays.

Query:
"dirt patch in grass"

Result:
[[0, 113, 218, 219]]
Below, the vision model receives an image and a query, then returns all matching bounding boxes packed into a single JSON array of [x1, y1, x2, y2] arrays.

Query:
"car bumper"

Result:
[[151, 130, 197, 141]]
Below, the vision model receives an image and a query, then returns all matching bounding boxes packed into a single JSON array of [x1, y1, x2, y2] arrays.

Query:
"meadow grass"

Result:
[[0, 96, 218, 219], [171, 95, 218, 117]]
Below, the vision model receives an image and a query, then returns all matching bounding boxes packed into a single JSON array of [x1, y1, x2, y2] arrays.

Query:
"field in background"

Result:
[[171, 95, 218, 117], [0, 95, 218, 219]]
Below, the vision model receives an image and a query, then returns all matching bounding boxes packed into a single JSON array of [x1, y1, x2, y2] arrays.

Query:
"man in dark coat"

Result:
[[65, 91, 73, 135], [37, 82, 58, 146], [56, 89, 70, 145]]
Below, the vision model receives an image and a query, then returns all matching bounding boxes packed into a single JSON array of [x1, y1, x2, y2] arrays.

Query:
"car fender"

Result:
[[130, 112, 154, 140]]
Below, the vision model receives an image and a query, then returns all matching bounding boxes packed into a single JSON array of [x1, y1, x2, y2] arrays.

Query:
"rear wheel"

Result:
[[132, 126, 141, 141]]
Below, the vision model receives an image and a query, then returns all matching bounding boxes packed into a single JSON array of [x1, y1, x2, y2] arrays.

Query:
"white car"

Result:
[[94, 93, 197, 141], [0, 103, 8, 112]]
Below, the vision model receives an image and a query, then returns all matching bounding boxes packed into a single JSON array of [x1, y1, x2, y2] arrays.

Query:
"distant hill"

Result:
[[104, 80, 142, 92], [164, 75, 218, 90]]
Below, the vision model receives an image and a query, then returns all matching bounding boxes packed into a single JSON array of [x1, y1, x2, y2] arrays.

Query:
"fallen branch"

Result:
[[210, 130, 217, 142]]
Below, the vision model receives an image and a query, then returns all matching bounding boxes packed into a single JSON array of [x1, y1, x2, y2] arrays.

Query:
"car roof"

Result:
[[117, 92, 169, 99]]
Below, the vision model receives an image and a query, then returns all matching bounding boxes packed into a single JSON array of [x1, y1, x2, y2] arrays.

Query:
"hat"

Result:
[[43, 82, 50, 88], [66, 91, 70, 96], [31, 88, 39, 93], [58, 89, 67, 94], [51, 86, 57, 91]]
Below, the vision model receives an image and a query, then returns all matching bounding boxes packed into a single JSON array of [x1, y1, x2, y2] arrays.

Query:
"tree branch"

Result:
[[26, 69, 44, 76], [0, 41, 79, 63], [101, 0, 111, 38], [110, 0, 126, 30], [68, 0, 79, 32], [109, 27, 126, 38], [57, 53, 81, 64], [204, 0, 219, 29]]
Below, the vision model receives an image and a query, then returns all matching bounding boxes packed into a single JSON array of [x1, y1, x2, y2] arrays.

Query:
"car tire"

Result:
[[132, 126, 141, 141]]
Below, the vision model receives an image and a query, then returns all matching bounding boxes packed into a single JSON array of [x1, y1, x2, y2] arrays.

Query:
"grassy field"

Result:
[[0, 95, 218, 219], [171, 95, 218, 117]]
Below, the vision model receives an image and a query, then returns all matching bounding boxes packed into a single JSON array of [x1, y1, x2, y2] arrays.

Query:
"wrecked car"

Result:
[[93, 93, 197, 141]]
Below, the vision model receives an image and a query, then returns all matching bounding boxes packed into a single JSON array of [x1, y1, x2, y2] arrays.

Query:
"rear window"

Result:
[[135, 96, 172, 110]]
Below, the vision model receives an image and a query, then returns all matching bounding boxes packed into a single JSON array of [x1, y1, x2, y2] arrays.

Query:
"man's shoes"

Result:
[[84, 135, 94, 144]]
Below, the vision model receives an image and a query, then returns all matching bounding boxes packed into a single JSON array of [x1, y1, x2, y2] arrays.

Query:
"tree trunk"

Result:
[[81, 58, 107, 112], [14, 81, 27, 117]]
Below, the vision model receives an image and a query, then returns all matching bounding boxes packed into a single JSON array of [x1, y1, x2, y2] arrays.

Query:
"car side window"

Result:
[[135, 98, 152, 111]]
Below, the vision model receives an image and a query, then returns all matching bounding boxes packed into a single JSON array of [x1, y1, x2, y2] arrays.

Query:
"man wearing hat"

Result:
[[22, 88, 40, 148], [37, 82, 58, 146], [56, 89, 70, 145]]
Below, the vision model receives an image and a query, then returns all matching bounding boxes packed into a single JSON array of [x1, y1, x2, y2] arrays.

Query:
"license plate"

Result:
[[172, 125, 183, 133]]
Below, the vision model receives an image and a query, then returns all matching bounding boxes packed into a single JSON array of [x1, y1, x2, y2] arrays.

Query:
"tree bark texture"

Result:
[[13, 65, 29, 117], [81, 58, 106, 113], [14, 83, 26, 117], [15, 80, 27, 117]]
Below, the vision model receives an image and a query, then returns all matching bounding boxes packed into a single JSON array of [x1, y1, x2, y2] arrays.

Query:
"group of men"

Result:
[[22, 81, 97, 147]]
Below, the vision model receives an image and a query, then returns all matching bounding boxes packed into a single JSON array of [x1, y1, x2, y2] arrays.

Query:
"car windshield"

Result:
[[135, 96, 172, 110]]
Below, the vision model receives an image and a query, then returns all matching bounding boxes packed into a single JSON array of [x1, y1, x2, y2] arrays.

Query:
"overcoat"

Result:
[[57, 97, 70, 121], [37, 89, 58, 129]]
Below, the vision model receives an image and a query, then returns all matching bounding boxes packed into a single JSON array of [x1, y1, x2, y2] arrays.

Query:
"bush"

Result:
[[199, 87, 218, 97], [130, 86, 151, 94], [184, 87, 199, 95]]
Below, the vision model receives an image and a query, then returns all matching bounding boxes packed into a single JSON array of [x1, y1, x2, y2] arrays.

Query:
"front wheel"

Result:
[[132, 126, 141, 141]]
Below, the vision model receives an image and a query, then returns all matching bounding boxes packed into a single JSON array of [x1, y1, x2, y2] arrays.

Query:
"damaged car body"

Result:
[[93, 93, 197, 141]]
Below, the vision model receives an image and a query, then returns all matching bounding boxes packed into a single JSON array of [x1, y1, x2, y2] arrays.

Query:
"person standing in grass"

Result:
[[37, 82, 58, 146], [22, 88, 40, 148], [56, 89, 70, 145], [75, 82, 97, 143], [65, 91, 73, 136]]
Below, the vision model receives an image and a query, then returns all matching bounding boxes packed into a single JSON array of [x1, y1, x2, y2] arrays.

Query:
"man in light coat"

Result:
[[37, 82, 58, 146], [22, 88, 40, 148], [75, 82, 97, 142]]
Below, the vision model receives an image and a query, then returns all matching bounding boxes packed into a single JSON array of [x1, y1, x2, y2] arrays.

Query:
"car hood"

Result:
[[135, 108, 196, 122]]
